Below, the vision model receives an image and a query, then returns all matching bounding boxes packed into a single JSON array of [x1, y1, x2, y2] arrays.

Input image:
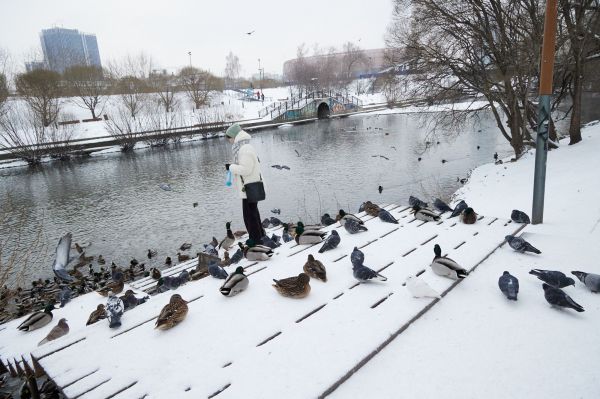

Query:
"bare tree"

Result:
[[179, 66, 212, 109], [148, 73, 179, 113], [47, 113, 79, 159], [142, 102, 181, 146], [341, 42, 367, 84], [0, 104, 49, 164], [387, 0, 545, 157], [224, 52, 241, 89], [0, 48, 10, 112], [15, 69, 62, 127], [63, 65, 107, 119], [104, 105, 146, 152], [108, 53, 153, 118]]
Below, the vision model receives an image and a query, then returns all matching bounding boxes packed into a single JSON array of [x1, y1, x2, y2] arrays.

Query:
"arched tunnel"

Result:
[[317, 102, 330, 119]]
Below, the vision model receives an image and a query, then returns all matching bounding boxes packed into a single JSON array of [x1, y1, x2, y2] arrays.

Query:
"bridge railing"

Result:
[[258, 90, 364, 120]]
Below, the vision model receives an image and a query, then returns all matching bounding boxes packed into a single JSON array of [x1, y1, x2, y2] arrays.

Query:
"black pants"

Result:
[[242, 199, 265, 242]]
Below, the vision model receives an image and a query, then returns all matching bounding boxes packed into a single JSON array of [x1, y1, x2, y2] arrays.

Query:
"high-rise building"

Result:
[[39, 27, 102, 73]]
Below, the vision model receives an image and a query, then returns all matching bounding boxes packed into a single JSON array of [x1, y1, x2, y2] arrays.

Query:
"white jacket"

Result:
[[229, 131, 263, 199]]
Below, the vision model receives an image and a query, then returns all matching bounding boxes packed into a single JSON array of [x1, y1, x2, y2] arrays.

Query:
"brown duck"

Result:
[[363, 201, 381, 217], [86, 304, 106, 325], [303, 254, 327, 282], [177, 252, 191, 263], [272, 273, 311, 298], [96, 278, 124, 296], [155, 294, 188, 330]]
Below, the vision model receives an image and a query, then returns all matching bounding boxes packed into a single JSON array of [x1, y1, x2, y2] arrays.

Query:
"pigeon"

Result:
[[52, 233, 74, 283], [262, 218, 271, 228], [260, 235, 280, 249], [409, 195, 428, 208], [353, 264, 387, 282], [208, 261, 229, 279], [270, 217, 282, 227], [344, 218, 368, 234], [529, 269, 575, 288], [318, 230, 341, 253], [203, 237, 219, 257], [271, 208, 281, 214], [229, 248, 243, 264], [358, 203, 366, 213], [542, 284, 584, 312], [449, 200, 468, 218], [281, 165, 290, 170], [271, 164, 282, 169], [505, 235, 541, 254], [351, 247, 365, 267], [158, 183, 172, 191], [120, 290, 149, 311], [321, 213, 336, 226], [282, 230, 293, 243], [433, 198, 453, 213], [511, 209, 531, 224], [271, 234, 281, 245], [157, 270, 190, 292], [498, 271, 519, 300], [378, 185, 383, 194], [106, 292, 124, 328], [405, 275, 441, 299], [57, 286, 72, 308], [38, 318, 69, 346], [571, 271, 600, 293], [378, 208, 399, 224]]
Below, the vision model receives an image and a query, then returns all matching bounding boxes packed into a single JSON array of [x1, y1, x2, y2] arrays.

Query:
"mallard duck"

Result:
[[337, 209, 364, 226], [97, 255, 106, 265], [151, 267, 162, 280], [218, 222, 235, 250], [272, 273, 311, 298], [430, 244, 468, 280], [86, 304, 106, 325], [17, 304, 55, 332], [180, 242, 192, 251], [303, 254, 327, 282], [363, 201, 381, 217], [155, 294, 189, 330], [38, 318, 69, 346], [220, 266, 249, 296], [177, 252, 191, 263], [295, 222, 326, 245], [79, 252, 94, 263], [412, 205, 440, 222], [96, 277, 124, 296], [147, 249, 157, 259], [459, 207, 477, 224], [239, 240, 273, 261]]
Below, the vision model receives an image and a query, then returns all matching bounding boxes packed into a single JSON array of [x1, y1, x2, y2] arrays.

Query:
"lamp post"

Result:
[[532, 0, 559, 224], [188, 51, 192, 67]]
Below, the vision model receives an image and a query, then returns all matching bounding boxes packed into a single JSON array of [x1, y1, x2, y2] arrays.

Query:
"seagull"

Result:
[[405, 275, 441, 299]]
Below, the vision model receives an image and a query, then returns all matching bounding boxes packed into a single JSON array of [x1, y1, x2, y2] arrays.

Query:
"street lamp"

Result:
[[188, 51, 192, 67]]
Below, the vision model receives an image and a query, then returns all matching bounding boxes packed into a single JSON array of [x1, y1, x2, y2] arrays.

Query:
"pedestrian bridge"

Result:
[[258, 90, 363, 121]]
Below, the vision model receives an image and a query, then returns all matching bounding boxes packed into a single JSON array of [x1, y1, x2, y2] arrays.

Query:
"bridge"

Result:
[[258, 90, 363, 121]]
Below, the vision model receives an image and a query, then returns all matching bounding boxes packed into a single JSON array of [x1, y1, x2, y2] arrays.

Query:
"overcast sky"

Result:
[[0, 0, 393, 77]]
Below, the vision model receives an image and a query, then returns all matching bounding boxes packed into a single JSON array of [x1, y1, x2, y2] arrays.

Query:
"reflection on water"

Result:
[[0, 111, 512, 284]]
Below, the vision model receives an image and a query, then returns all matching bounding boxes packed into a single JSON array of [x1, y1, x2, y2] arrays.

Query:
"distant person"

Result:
[[261, 92, 265, 102], [256, 91, 260, 100], [225, 123, 266, 242]]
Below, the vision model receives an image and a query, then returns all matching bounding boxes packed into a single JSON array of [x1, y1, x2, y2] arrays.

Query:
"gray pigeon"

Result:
[[262, 218, 271, 228], [158, 183, 172, 191], [542, 284, 584, 312], [203, 238, 219, 257], [271, 208, 281, 214], [449, 200, 468, 218], [433, 198, 453, 213], [120, 290, 149, 311], [52, 233, 74, 283], [344, 218, 368, 234], [318, 230, 340, 253], [260, 235, 280, 249], [157, 270, 190, 292], [498, 271, 519, 300], [58, 286, 72, 308], [208, 261, 229, 279], [511, 209, 530, 224], [351, 247, 365, 267], [571, 271, 600, 293], [106, 292, 125, 328], [529, 269, 575, 288], [282, 230, 293, 243], [505, 235, 541, 254], [270, 217, 282, 227], [230, 248, 243, 264], [409, 195, 428, 208], [378, 209, 399, 224], [321, 213, 336, 226], [358, 203, 366, 213], [353, 264, 387, 282]]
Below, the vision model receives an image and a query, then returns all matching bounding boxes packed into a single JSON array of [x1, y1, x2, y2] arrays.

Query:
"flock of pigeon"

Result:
[[10, 196, 600, 355]]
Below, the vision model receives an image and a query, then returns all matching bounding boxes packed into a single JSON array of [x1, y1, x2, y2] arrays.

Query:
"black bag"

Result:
[[241, 175, 266, 202]]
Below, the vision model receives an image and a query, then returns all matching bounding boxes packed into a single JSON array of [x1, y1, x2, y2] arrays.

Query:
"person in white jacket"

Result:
[[225, 123, 266, 242]]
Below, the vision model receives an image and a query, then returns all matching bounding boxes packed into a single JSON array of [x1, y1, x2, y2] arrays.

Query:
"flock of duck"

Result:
[[7, 196, 600, 358]]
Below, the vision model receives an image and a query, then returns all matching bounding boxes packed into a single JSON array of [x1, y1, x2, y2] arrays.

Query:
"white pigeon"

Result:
[[405, 275, 441, 299], [53, 233, 74, 282]]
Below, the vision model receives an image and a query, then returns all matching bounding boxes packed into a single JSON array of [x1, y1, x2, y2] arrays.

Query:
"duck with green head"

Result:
[[294, 221, 326, 245], [239, 239, 273, 261], [220, 266, 249, 296]]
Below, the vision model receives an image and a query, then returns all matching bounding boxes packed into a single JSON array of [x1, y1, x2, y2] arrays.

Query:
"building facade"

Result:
[[39, 28, 102, 73]]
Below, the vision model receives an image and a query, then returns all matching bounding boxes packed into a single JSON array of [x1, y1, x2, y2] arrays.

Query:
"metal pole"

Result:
[[532, 0, 558, 224]]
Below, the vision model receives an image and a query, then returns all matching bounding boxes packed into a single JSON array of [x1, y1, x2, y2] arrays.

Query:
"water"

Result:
[[0, 111, 512, 285]]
